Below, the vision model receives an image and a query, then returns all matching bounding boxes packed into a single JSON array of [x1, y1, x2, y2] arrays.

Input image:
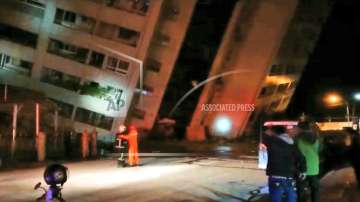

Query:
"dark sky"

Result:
[[288, 0, 360, 119]]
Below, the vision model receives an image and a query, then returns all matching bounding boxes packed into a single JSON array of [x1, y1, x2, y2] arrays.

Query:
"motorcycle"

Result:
[[34, 182, 65, 202]]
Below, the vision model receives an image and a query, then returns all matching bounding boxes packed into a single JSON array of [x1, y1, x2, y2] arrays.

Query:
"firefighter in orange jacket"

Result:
[[120, 125, 139, 166]]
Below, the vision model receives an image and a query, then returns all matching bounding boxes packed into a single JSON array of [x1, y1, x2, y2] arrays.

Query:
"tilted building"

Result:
[[0, 0, 196, 135], [187, 0, 333, 140]]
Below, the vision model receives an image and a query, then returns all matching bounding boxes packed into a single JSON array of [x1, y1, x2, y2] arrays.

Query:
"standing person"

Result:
[[295, 121, 321, 202], [262, 125, 306, 202], [120, 125, 139, 166], [344, 128, 360, 189]]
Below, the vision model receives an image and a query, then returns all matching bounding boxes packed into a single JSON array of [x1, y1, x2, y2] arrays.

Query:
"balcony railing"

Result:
[[4, 0, 45, 18], [0, 53, 32, 77]]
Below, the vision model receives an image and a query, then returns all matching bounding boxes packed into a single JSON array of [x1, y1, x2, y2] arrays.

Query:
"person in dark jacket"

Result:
[[263, 125, 306, 202]]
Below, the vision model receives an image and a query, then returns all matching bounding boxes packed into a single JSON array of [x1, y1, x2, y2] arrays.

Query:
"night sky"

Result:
[[288, 0, 360, 119]]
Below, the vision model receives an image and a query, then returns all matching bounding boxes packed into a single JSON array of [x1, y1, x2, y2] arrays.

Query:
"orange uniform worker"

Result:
[[120, 125, 139, 166]]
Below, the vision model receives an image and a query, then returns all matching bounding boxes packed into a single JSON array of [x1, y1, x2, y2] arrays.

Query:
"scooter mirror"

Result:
[[34, 182, 41, 190]]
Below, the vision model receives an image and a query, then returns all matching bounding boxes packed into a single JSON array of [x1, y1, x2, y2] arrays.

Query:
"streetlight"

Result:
[[324, 93, 350, 122], [354, 93, 360, 101]]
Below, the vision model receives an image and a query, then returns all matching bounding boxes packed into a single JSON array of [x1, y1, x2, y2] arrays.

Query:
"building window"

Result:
[[277, 83, 289, 93], [105, 0, 150, 16], [0, 23, 38, 48], [259, 85, 277, 97], [155, 33, 171, 46], [106, 57, 129, 74], [133, 108, 145, 120], [75, 107, 114, 130], [163, 4, 180, 21], [95, 22, 117, 39], [50, 99, 74, 119], [269, 64, 283, 76], [48, 38, 89, 63], [146, 58, 161, 72], [270, 100, 281, 110], [286, 65, 298, 74], [117, 27, 140, 47], [89, 51, 105, 68], [54, 8, 95, 33], [7, 0, 45, 18], [0, 53, 32, 76], [41, 67, 81, 91], [18, 0, 45, 8], [54, 9, 76, 25], [288, 81, 297, 89], [143, 84, 154, 93]]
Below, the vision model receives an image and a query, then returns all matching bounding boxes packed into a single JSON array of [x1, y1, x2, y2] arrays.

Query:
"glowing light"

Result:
[[214, 116, 232, 135], [263, 121, 298, 127], [324, 93, 342, 106], [354, 93, 360, 101]]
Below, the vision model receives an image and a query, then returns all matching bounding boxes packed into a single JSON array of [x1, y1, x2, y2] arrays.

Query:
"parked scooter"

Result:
[[34, 164, 68, 201]]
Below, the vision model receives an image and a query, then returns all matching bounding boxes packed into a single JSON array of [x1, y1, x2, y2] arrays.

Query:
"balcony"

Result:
[[47, 38, 89, 64], [0, 53, 32, 77], [40, 67, 81, 92], [50, 98, 74, 119], [105, 0, 150, 16], [117, 27, 140, 47], [0, 23, 38, 48], [54, 8, 96, 34], [75, 107, 114, 130], [3, 0, 45, 19]]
